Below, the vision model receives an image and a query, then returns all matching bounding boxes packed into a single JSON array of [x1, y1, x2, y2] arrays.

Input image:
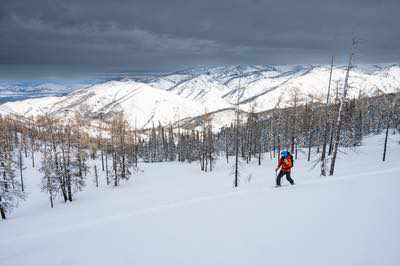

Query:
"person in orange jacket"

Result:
[[275, 150, 295, 187]]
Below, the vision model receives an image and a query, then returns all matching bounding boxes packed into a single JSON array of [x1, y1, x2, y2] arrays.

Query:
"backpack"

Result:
[[288, 153, 294, 167]]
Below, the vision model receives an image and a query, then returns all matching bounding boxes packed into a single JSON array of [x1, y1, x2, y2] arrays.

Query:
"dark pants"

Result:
[[276, 170, 294, 186]]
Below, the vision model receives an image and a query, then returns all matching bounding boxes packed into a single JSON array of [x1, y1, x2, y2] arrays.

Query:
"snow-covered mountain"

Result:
[[0, 80, 205, 128], [146, 64, 400, 111], [1, 64, 399, 129]]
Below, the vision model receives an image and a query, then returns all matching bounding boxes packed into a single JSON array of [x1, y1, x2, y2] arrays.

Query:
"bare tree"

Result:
[[234, 72, 243, 187], [329, 39, 357, 176], [321, 56, 334, 176]]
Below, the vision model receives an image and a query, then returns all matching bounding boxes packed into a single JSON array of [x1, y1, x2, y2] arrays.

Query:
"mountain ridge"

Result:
[[1, 64, 399, 129]]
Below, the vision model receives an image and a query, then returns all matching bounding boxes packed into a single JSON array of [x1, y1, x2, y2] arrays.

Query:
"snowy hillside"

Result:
[[165, 74, 231, 112], [148, 64, 400, 111], [0, 80, 205, 128], [1, 64, 399, 129], [1, 134, 399, 266]]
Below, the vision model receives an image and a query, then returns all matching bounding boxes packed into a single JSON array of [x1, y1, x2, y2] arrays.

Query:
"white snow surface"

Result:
[[165, 74, 232, 112], [1, 134, 400, 266]]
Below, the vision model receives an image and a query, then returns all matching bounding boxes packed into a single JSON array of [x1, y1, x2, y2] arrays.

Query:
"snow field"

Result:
[[1, 134, 400, 266]]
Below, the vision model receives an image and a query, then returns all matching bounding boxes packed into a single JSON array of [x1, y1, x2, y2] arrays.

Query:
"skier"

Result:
[[275, 150, 295, 187]]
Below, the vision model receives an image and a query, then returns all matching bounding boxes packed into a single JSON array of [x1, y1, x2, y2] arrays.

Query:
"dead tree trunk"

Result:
[[329, 41, 355, 176], [0, 197, 5, 219], [382, 119, 390, 162], [94, 164, 99, 187], [234, 75, 241, 188], [234, 116, 239, 187], [101, 149, 104, 171], [328, 82, 340, 156], [18, 146, 24, 192], [306, 102, 314, 162], [321, 56, 334, 176], [307, 128, 313, 162], [105, 150, 109, 185]]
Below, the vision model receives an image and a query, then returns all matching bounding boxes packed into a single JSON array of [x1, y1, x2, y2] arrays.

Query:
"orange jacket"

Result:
[[278, 157, 293, 172]]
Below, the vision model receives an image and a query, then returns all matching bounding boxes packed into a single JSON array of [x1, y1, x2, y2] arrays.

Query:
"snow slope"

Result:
[[0, 80, 204, 128], [165, 74, 231, 112], [149, 64, 400, 112], [1, 134, 399, 266], [0, 96, 65, 117]]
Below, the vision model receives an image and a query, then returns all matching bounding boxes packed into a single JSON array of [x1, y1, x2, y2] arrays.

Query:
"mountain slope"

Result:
[[165, 74, 232, 112], [1, 64, 399, 128], [1, 134, 399, 266], [0, 80, 204, 128], [148, 64, 400, 112]]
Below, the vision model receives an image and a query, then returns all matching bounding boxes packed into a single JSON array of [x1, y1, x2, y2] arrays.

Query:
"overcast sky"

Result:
[[1, 0, 399, 70]]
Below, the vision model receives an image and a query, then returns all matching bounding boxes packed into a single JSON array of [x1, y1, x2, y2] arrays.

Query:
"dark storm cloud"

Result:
[[0, 0, 399, 68]]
